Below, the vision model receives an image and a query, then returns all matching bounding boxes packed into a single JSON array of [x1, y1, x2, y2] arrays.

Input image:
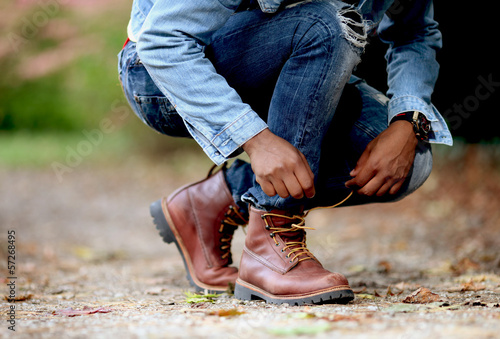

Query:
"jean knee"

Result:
[[337, 7, 367, 50], [290, 1, 367, 57]]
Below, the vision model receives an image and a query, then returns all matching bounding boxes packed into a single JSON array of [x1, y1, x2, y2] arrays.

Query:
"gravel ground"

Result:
[[1, 147, 499, 338]]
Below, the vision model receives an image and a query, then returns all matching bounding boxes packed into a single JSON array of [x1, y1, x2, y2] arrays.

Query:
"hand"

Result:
[[345, 121, 418, 196], [242, 128, 315, 199]]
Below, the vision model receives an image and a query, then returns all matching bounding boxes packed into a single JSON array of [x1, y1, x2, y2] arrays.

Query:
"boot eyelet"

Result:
[[275, 242, 280, 247], [289, 260, 294, 263], [269, 233, 274, 237], [265, 225, 270, 230], [281, 249, 285, 253]]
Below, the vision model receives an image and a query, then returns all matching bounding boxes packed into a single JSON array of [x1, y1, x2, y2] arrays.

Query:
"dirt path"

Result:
[[1, 152, 499, 338]]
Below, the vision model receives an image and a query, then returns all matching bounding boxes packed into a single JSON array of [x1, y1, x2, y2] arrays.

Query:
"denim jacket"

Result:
[[127, 0, 453, 165]]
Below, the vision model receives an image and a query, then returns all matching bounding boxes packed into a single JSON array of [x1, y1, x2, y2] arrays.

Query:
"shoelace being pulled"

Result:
[[261, 191, 353, 264], [261, 212, 315, 263]]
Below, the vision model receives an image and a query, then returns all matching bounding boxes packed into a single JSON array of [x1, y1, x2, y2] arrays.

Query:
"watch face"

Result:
[[416, 113, 431, 141], [419, 114, 431, 134]]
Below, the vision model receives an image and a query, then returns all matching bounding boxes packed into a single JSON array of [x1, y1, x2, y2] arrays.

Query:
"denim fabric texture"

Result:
[[123, 0, 452, 166], [119, 0, 446, 211]]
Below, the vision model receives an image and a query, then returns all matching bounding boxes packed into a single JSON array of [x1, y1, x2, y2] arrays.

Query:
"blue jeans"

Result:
[[118, 0, 432, 213]]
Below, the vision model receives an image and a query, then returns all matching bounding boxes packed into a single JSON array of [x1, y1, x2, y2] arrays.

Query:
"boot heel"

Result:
[[150, 199, 175, 244], [234, 281, 261, 301], [151, 199, 200, 290]]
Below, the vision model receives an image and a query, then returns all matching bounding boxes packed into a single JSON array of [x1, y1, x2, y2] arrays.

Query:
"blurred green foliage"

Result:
[[0, 1, 187, 167], [0, 2, 128, 132]]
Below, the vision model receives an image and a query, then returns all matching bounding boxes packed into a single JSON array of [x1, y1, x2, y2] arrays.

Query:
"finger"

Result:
[[257, 179, 277, 197], [283, 175, 305, 200], [388, 179, 405, 195], [375, 181, 393, 197], [295, 171, 315, 198], [271, 179, 290, 199], [345, 177, 360, 189], [299, 152, 315, 179], [346, 167, 375, 191], [296, 153, 315, 198], [356, 176, 385, 196], [350, 149, 371, 177]]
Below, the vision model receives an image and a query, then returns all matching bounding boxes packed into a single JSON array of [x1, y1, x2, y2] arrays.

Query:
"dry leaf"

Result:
[[356, 293, 376, 300], [208, 308, 245, 317], [353, 287, 367, 294], [377, 261, 392, 274], [452, 258, 481, 275], [53, 306, 112, 317], [394, 282, 408, 291], [324, 314, 360, 322], [448, 280, 486, 293], [4, 293, 33, 302], [403, 287, 443, 304], [146, 287, 165, 295], [386, 286, 395, 296]]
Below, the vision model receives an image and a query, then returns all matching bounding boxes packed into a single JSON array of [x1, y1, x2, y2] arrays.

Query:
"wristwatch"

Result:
[[390, 111, 431, 141]]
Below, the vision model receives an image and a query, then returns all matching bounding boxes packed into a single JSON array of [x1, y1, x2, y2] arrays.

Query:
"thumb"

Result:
[[349, 167, 358, 177]]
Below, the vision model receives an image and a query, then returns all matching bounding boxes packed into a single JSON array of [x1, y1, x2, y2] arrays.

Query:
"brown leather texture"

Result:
[[238, 206, 351, 297], [163, 170, 242, 289]]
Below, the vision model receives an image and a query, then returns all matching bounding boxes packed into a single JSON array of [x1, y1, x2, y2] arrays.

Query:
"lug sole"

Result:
[[150, 199, 228, 294], [234, 279, 354, 306]]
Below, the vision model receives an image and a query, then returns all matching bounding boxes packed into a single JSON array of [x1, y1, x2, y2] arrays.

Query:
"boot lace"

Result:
[[261, 191, 354, 264], [219, 205, 247, 260], [261, 213, 315, 263]]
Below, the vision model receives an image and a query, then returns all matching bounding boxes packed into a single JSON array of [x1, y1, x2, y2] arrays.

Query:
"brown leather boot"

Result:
[[150, 167, 247, 293], [234, 206, 354, 305]]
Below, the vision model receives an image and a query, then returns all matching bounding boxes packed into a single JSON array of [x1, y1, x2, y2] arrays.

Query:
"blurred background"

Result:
[[0, 1, 498, 276]]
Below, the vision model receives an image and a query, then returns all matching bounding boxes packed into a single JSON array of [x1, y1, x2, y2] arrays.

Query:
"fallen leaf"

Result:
[[72, 246, 96, 260], [348, 265, 366, 273], [356, 293, 376, 300], [377, 260, 392, 274], [208, 308, 245, 317], [451, 258, 481, 275], [448, 280, 486, 292], [184, 291, 218, 304], [290, 312, 316, 319], [353, 287, 367, 294], [386, 286, 395, 296], [393, 282, 407, 291], [53, 306, 112, 317], [4, 293, 33, 301], [146, 287, 165, 295], [322, 314, 360, 322], [403, 287, 444, 304]]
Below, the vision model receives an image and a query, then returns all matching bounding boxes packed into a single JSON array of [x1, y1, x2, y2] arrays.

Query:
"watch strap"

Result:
[[390, 111, 431, 142]]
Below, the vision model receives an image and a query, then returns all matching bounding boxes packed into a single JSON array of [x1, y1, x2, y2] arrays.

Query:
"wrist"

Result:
[[389, 120, 418, 145], [390, 111, 431, 142], [242, 128, 270, 155]]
